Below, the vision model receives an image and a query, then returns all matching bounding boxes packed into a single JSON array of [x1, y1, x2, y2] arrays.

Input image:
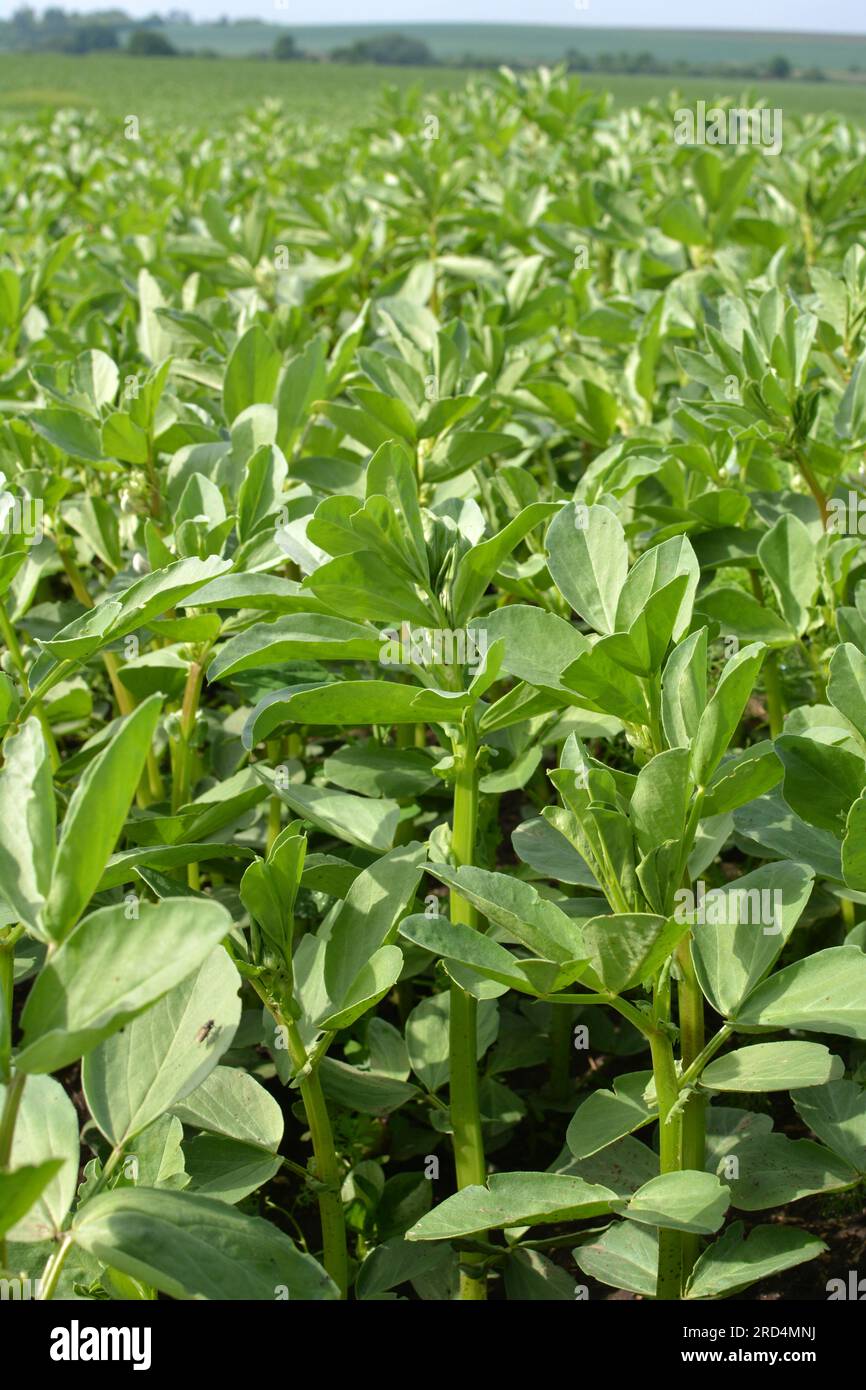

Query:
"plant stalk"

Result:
[[283, 1015, 348, 1300], [448, 718, 487, 1300], [675, 938, 706, 1284], [649, 1028, 684, 1299]]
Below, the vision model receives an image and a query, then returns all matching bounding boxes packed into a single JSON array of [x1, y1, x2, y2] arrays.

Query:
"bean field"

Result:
[[1, 66, 866, 1318]]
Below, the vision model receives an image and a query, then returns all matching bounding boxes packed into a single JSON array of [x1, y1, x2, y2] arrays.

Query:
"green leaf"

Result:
[[43, 556, 231, 662], [581, 913, 686, 994], [573, 1221, 658, 1297], [695, 586, 793, 646], [689, 861, 815, 1016], [172, 1066, 283, 1151], [208, 615, 383, 681], [662, 629, 707, 749], [843, 790, 866, 890], [237, 445, 287, 542], [323, 843, 426, 1013], [102, 411, 149, 464], [702, 1041, 844, 1092], [470, 604, 589, 693], [0, 1162, 63, 1239], [426, 865, 589, 968], [757, 515, 818, 636], [318, 1057, 419, 1116], [451, 503, 560, 625], [320, 945, 405, 1030], [251, 771, 400, 853], [692, 642, 766, 785], [247, 680, 472, 731], [774, 733, 864, 835], [398, 913, 544, 995], [630, 748, 691, 857], [828, 642, 866, 745], [512, 816, 599, 888], [560, 643, 648, 724], [546, 502, 628, 635], [71, 1188, 337, 1299], [43, 696, 162, 942], [4, 1074, 79, 1242], [621, 1171, 729, 1234], [17, 897, 233, 1072], [82, 948, 242, 1147], [794, 1079, 866, 1173], [615, 534, 699, 643], [407, 1172, 616, 1240], [733, 945, 866, 1039], [685, 1222, 826, 1299], [184, 1135, 282, 1205], [718, 1133, 857, 1210], [306, 551, 435, 626], [406, 991, 498, 1094], [223, 325, 281, 423], [701, 741, 783, 816], [0, 718, 55, 934], [356, 1237, 454, 1300], [29, 408, 104, 461], [566, 1072, 656, 1160]]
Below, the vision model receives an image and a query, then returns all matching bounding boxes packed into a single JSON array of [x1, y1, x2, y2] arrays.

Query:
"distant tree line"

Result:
[[0, 9, 843, 80]]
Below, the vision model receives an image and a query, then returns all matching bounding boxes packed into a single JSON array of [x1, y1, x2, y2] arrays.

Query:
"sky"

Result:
[[4, 0, 865, 33]]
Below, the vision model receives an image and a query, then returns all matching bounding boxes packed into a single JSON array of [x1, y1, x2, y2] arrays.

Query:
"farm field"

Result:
[[9, 19, 864, 73], [0, 52, 864, 128], [0, 56, 866, 1321]]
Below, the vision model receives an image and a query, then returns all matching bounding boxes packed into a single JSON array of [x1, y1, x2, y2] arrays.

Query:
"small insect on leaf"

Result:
[[195, 1019, 216, 1044]]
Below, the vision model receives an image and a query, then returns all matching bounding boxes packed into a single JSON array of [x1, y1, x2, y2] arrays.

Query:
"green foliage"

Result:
[[0, 65, 864, 1308]]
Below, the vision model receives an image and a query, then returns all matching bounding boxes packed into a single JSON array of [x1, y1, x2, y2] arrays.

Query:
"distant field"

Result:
[[81, 22, 866, 76], [0, 53, 863, 130]]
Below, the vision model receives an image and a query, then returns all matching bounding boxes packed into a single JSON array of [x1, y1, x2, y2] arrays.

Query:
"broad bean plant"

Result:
[[0, 69, 865, 1302]]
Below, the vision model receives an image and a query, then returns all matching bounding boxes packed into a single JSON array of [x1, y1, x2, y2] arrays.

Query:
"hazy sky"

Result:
[[12, 0, 866, 34]]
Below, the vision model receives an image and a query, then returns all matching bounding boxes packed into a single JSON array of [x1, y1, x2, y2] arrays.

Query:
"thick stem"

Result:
[[172, 658, 205, 816], [39, 1232, 75, 1301], [0, 1069, 26, 1168], [795, 448, 828, 528], [676, 938, 706, 1284], [0, 940, 14, 1085], [649, 1030, 683, 1300], [283, 1017, 348, 1300], [448, 718, 487, 1300], [763, 652, 785, 738], [0, 600, 60, 768], [265, 738, 283, 856]]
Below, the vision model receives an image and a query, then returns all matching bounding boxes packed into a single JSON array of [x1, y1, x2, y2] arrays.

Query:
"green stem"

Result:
[[794, 448, 828, 528], [0, 1069, 26, 1168], [649, 1029, 683, 1300], [283, 1016, 348, 1299], [678, 1024, 733, 1091], [0, 939, 14, 1086], [172, 657, 205, 816], [763, 651, 784, 738], [676, 938, 706, 1284], [0, 599, 60, 769], [265, 738, 283, 855], [448, 717, 487, 1300], [39, 1232, 75, 1301]]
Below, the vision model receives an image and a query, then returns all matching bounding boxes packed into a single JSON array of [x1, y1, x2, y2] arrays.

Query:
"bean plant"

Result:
[[0, 68, 865, 1303]]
